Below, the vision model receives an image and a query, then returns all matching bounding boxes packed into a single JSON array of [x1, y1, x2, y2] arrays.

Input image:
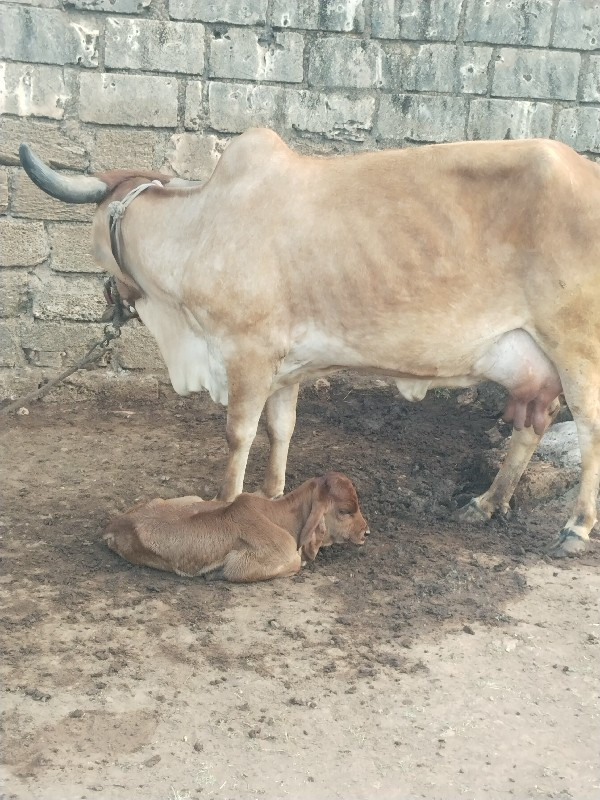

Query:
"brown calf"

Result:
[[104, 472, 368, 583]]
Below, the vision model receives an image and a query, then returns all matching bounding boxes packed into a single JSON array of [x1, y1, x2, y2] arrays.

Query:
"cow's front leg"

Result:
[[459, 398, 560, 523], [218, 359, 273, 502], [263, 382, 299, 498]]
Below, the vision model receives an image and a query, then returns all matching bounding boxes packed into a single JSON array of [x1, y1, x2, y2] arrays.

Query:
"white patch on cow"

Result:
[[135, 297, 229, 405], [473, 329, 560, 395], [394, 379, 431, 402], [278, 325, 366, 383]]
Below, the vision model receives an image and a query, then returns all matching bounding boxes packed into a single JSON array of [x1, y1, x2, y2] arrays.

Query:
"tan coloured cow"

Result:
[[19, 129, 600, 557]]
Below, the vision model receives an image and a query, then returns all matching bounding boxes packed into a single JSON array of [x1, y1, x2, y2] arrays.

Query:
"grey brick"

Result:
[[166, 133, 225, 180], [553, 0, 600, 50], [0, 322, 24, 368], [321, 0, 366, 32], [210, 28, 303, 83], [458, 46, 493, 95], [48, 223, 101, 273], [170, 0, 267, 24], [371, 0, 397, 38], [184, 81, 207, 130], [32, 273, 106, 322], [270, 0, 319, 29], [286, 90, 375, 141], [582, 56, 600, 102], [0, 7, 98, 67], [13, 173, 94, 222], [19, 318, 105, 368], [23, 346, 62, 369], [80, 74, 178, 127], [468, 99, 553, 141], [105, 18, 205, 74], [13, 0, 61, 7], [398, 44, 492, 94], [90, 128, 166, 171], [556, 107, 600, 154], [309, 38, 384, 89], [0, 62, 68, 120], [377, 94, 467, 142], [0, 219, 49, 267], [372, 0, 463, 41], [465, 0, 555, 46], [113, 325, 164, 370], [492, 49, 580, 101], [208, 82, 284, 133], [0, 171, 8, 214], [0, 271, 29, 317], [0, 117, 88, 170], [66, 0, 151, 12]]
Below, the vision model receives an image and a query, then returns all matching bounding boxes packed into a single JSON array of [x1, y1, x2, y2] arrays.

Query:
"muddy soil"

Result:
[[1, 377, 599, 799]]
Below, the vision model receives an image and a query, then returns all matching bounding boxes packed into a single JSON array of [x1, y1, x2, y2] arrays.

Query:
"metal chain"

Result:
[[1, 277, 138, 415]]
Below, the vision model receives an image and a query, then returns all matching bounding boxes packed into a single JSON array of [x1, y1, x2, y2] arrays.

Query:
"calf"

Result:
[[104, 472, 368, 582]]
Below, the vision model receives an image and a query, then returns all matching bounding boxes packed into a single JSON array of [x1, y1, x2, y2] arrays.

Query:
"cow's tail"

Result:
[[19, 144, 109, 205]]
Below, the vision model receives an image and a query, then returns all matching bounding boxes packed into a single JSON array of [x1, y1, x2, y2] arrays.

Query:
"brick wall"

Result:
[[1, 0, 598, 398]]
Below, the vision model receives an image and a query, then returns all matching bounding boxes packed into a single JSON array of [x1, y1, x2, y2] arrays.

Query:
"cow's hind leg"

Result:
[[550, 374, 600, 558], [460, 398, 560, 523], [263, 382, 299, 498]]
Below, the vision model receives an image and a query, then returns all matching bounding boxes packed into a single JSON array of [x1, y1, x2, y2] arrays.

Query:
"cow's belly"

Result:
[[280, 327, 562, 426], [135, 299, 229, 404], [135, 298, 562, 430]]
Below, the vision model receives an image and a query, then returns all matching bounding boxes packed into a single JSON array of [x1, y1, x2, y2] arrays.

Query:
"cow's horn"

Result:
[[19, 144, 109, 205]]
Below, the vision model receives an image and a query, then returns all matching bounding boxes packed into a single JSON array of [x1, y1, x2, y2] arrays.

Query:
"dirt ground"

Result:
[[1, 376, 599, 800]]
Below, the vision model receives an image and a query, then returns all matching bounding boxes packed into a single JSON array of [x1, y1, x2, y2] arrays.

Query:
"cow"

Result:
[[19, 129, 600, 557]]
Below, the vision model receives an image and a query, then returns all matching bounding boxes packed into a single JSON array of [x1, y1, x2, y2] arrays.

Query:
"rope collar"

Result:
[[108, 179, 163, 270]]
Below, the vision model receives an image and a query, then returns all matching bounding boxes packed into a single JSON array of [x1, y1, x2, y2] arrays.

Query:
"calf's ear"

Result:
[[301, 519, 326, 561], [299, 504, 326, 549], [298, 479, 329, 549], [301, 533, 320, 561]]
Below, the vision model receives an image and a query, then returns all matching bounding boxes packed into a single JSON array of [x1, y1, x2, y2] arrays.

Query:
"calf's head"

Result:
[[299, 472, 368, 554]]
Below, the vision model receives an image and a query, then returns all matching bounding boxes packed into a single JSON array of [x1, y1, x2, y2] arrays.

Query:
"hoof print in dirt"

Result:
[[549, 529, 588, 558]]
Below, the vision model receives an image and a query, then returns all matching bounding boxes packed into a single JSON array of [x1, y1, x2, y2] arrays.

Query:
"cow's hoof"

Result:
[[457, 498, 491, 525], [549, 529, 588, 558]]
